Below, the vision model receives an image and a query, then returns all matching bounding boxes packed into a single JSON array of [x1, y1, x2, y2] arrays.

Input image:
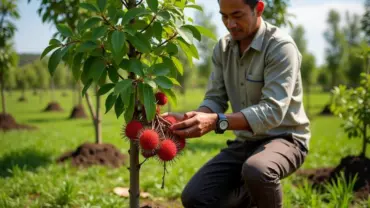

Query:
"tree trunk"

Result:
[[95, 85, 102, 144], [51, 79, 56, 102], [78, 82, 82, 105], [0, 75, 6, 114]]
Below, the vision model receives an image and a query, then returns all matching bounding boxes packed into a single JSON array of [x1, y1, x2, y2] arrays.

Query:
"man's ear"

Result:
[[255, 1, 264, 16]]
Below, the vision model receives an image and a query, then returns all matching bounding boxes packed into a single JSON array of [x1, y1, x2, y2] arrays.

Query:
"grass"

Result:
[[0, 89, 369, 207]]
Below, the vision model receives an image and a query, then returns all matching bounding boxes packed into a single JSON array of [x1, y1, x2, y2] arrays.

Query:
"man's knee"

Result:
[[242, 157, 279, 185], [181, 184, 202, 207]]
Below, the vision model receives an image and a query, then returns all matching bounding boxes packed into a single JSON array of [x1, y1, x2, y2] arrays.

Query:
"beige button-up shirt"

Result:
[[199, 19, 311, 149]]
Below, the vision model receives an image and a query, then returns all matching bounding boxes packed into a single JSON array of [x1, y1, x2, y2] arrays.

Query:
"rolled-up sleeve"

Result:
[[199, 42, 229, 113], [241, 41, 300, 135]]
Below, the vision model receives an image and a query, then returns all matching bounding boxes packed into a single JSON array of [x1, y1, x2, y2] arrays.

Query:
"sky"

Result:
[[14, 0, 366, 66]]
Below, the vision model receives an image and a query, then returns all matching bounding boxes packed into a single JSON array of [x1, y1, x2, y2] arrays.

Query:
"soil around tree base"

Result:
[[69, 105, 87, 119], [43, 102, 63, 112], [0, 113, 35, 131], [56, 142, 127, 168], [297, 155, 370, 200], [319, 104, 334, 116]]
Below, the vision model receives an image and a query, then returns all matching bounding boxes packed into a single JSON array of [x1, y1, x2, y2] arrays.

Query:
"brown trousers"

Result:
[[181, 135, 308, 208]]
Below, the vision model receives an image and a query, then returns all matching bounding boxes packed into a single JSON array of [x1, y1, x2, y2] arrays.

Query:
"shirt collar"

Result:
[[228, 19, 266, 52]]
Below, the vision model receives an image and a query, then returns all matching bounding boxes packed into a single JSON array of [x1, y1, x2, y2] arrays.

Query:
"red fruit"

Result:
[[142, 150, 156, 158], [155, 92, 168, 105], [176, 137, 186, 151], [157, 139, 177, 161], [125, 120, 143, 140], [139, 129, 160, 150], [164, 115, 177, 125]]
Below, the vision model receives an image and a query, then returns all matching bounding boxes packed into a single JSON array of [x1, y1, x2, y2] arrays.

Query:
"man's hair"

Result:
[[217, 0, 259, 9]]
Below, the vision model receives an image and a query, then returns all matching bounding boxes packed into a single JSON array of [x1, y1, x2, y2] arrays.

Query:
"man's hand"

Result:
[[161, 112, 185, 121], [170, 111, 218, 138]]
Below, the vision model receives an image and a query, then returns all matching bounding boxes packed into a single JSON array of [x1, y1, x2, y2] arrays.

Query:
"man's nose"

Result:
[[227, 19, 237, 29]]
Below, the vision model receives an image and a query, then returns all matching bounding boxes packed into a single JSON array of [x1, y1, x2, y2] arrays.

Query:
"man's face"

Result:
[[219, 0, 258, 41]]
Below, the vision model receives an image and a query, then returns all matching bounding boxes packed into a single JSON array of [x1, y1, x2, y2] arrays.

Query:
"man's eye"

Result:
[[234, 16, 243, 19]]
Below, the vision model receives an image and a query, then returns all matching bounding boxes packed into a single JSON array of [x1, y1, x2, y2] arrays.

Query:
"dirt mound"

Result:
[[69, 105, 87, 119], [43, 102, 63, 112], [320, 104, 333, 116], [298, 156, 370, 199], [56, 142, 127, 168], [18, 97, 27, 102], [61, 92, 68, 97], [0, 113, 35, 131]]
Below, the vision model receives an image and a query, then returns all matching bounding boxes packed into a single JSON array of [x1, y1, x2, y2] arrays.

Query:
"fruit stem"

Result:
[[161, 162, 167, 189]]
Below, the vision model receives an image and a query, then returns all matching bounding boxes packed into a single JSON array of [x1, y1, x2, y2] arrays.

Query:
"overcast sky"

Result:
[[14, 0, 365, 66]]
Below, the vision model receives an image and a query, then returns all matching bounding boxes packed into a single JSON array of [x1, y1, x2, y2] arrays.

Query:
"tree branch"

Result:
[[155, 32, 178, 49], [140, 14, 157, 33]]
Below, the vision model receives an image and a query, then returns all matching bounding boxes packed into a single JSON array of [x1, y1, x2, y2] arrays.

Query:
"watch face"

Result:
[[219, 120, 229, 130]]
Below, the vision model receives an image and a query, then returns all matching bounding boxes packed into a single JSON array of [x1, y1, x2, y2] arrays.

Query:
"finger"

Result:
[[171, 116, 197, 130], [183, 111, 197, 120], [173, 125, 198, 138]]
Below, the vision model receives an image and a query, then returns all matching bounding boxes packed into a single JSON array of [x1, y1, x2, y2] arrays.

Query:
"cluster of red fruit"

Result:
[[124, 92, 186, 162]]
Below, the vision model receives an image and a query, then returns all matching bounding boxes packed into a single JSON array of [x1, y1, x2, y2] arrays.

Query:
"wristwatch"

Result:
[[215, 113, 229, 134]]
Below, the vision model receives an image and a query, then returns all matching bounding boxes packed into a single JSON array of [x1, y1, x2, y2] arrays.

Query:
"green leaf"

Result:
[[77, 41, 98, 52], [169, 77, 181, 86], [171, 56, 183, 75], [137, 82, 145, 105], [154, 76, 173, 89], [115, 95, 125, 118], [82, 17, 102, 31], [185, 4, 203, 11], [90, 58, 106, 82], [122, 8, 148, 25], [189, 44, 199, 59], [182, 25, 201, 42], [80, 3, 99, 12], [111, 30, 126, 54], [146, 0, 158, 12], [127, 34, 151, 53], [91, 25, 108, 39], [105, 92, 117, 113], [40, 45, 59, 60], [120, 83, 133, 107], [128, 59, 144, 77], [107, 66, 119, 83], [72, 53, 83, 81], [124, 93, 135, 123], [195, 25, 217, 41], [177, 26, 193, 44], [166, 42, 178, 55], [162, 56, 177, 77], [49, 39, 61, 45], [48, 48, 63, 76], [152, 21, 162, 41], [98, 83, 115, 96], [97, 0, 107, 12], [82, 79, 93, 97], [157, 11, 170, 21], [56, 24, 73, 37], [81, 57, 94, 84], [143, 78, 157, 88], [114, 79, 133, 95], [141, 83, 156, 121], [149, 63, 170, 76]]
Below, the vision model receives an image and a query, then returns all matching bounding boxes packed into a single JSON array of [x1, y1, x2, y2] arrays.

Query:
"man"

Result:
[[165, 0, 310, 207]]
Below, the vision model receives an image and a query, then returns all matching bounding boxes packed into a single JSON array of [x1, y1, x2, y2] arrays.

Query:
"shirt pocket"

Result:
[[246, 74, 264, 105]]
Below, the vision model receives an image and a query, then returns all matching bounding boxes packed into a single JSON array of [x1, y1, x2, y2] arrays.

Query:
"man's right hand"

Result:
[[161, 112, 186, 121]]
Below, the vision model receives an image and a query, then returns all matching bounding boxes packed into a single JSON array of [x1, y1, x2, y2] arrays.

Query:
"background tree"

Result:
[[0, 0, 19, 117], [263, 0, 292, 27], [32, 60, 50, 102], [291, 25, 316, 117], [362, 0, 370, 44], [324, 9, 347, 90]]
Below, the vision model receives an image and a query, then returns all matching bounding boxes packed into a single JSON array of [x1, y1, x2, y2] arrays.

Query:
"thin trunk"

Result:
[[51, 79, 55, 102], [72, 83, 76, 107], [95, 85, 102, 144], [127, 1, 140, 207], [85, 91, 96, 122], [78, 82, 82, 105], [0, 76, 6, 114]]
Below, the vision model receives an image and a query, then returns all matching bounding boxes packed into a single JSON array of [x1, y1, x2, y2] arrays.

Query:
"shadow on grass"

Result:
[[187, 140, 227, 152], [0, 148, 52, 177], [26, 118, 66, 124]]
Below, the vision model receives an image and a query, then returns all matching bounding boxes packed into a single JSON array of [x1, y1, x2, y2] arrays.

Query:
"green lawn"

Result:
[[0, 89, 369, 207]]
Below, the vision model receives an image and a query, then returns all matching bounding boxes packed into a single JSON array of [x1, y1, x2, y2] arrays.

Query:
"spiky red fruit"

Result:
[[155, 92, 168, 105], [164, 115, 177, 125], [157, 139, 177, 161], [176, 137, 186, 151], [142, 150, 157, 158], [139, 129, 160, 150], [125, 120, 143, 140]]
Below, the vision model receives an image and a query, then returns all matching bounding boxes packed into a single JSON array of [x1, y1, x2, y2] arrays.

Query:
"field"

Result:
[[1, 89, 369, 207]]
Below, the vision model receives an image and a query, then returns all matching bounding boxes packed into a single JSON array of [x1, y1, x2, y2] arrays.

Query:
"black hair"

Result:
[[217, 0, 259, 9]]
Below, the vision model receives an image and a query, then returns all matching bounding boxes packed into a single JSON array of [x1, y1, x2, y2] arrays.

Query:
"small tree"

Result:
[[331, 44, 370, 157], [42, 0, 214, 207]]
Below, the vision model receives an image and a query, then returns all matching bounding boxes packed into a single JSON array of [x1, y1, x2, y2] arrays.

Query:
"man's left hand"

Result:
[[170, 111, 218, 138]]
